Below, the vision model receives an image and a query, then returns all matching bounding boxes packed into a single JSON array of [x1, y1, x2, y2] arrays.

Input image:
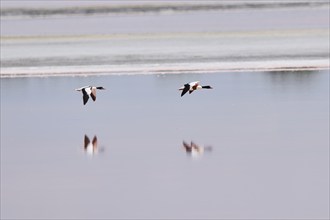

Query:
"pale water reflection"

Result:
[[83, 135, 105, 156], [266, 70, 320, 84], [182, 141, 213, 159]]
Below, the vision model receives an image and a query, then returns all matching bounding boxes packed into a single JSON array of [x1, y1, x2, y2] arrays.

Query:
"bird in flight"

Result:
[[178, 81, 213, 97], [75, 86, 105, 105]]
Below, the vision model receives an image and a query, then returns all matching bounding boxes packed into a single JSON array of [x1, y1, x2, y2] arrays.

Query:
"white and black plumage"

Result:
[[179, 81, 213, 97], [75, 86, 105, 105], [182, 141, 212, 158], [84, 135, 98, 155]]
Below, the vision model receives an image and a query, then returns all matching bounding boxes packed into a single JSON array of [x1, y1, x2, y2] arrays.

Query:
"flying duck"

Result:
[[84, 135, 98, 155], [182, 141, 212, 158], [179, 81, 213, 97], [75, 86, 105, 105]]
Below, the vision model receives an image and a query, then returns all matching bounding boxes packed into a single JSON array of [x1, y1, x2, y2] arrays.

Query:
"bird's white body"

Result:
[[76, 86, 92, 94]]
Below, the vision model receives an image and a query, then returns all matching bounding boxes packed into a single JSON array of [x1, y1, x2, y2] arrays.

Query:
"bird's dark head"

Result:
[[202, 85, 213, 89], [96, 87, 106, 90]]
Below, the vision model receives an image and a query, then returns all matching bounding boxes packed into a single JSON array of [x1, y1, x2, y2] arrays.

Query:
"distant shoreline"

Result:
[[2, 3, 328, 79], [2, 1, 328, 19], [1, 60, 328, 78]]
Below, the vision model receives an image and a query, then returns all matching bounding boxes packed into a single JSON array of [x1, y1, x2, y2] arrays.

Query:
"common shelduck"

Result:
[[75, 86, 105, 105], [182, 141, 212, 158], [179, 81, 213, 97], [84, 135, 98, 155]]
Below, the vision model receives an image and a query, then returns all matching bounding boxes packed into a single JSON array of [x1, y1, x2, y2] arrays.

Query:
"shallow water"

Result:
[[1, 70, 329, 219]]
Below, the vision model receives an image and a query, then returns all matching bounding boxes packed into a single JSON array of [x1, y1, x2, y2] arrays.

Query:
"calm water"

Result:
[[1, 70, 329, 219]]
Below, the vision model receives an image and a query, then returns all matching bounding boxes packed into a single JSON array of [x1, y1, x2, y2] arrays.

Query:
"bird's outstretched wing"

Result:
[[84, 135, 90, 150], [82, 89, 89, 105], [183, 141, 192, 152], [90, 88, 97, 101], [181, 84, 190, 97], [92, 136, 98, 150]]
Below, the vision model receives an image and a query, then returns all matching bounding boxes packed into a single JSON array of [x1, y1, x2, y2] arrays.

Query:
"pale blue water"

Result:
[[1, 70, 329, 219]]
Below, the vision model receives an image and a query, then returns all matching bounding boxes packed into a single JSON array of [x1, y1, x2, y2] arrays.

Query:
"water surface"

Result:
[[1, 70, 329, 219]]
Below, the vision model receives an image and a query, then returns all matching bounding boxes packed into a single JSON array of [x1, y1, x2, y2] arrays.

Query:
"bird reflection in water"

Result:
[[83, 135, 104, 155], [182, 141, 212, 158]]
